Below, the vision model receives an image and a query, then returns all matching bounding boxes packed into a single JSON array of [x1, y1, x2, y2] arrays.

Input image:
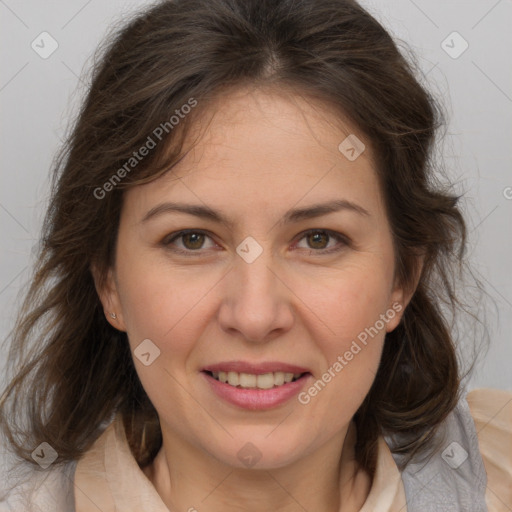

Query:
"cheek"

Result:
[[292, 261, 393, 405], [115, 263, 217, 417], [297, 259, 394, 340], [116, 258, 219, 353]]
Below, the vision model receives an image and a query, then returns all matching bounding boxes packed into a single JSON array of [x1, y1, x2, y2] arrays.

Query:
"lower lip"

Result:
[[202, 372, 311, 410]]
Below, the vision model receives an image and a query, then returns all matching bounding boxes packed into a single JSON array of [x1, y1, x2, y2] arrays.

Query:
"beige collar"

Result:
[[74, 415, 407, 511]]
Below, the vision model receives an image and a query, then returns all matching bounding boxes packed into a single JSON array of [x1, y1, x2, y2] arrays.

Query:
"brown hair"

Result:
[[0, 0, 485, 479]]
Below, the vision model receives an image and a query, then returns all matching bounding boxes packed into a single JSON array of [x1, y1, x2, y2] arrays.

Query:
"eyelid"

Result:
[[161, 228, 350, 255], [292, 229, 351, 253], [161, 229, 220, 252]]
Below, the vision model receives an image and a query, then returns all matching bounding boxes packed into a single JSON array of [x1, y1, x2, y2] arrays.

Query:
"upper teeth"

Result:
[[212, 371, 302, 389]]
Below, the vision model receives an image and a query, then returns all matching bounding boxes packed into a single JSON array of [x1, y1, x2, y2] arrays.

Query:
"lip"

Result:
[[201, 362, 312, 410], [202, 361, 310, 375]]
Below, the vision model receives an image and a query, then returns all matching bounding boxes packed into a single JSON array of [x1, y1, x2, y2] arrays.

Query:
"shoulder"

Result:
[[466, 387, 512, 510], [0, 456, 76, 512], [0, 415, 116, 512]]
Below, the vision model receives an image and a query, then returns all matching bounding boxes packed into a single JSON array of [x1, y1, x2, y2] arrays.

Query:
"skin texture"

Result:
[[95, 85, 416, 511]]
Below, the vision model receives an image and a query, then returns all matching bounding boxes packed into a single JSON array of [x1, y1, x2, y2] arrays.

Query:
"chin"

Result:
[[207, 431, 315, 470]]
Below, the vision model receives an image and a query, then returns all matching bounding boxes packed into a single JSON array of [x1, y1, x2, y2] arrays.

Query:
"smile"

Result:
[[201, 362, 312, 410], [208, 371, 304, 389]]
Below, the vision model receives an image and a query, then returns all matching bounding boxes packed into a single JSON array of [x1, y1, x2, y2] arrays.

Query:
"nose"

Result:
[[217, 243, 295, 344]]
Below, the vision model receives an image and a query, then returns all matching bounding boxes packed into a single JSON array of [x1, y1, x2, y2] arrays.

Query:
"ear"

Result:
[[385, 252, 425, 333], [90, 263, 127, 332]]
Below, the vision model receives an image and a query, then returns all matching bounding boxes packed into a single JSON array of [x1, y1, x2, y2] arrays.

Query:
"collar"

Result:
[[74, 414, 407, 511]]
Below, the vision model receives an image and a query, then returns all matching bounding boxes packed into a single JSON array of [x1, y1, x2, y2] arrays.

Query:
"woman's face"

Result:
[[99, 86, 408, 469]]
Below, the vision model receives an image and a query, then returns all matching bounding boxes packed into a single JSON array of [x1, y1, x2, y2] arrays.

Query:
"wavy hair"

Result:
[[0, 0, 486, 479]]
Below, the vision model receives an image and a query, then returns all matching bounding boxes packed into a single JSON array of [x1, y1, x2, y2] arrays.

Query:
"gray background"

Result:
[[1, 0, 511, 391]]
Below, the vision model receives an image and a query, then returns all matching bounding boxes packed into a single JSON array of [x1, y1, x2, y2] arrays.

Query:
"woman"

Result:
[[1, 0, 510, 510]]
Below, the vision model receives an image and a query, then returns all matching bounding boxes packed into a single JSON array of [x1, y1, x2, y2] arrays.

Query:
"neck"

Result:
[[142, 421, 371, 512]]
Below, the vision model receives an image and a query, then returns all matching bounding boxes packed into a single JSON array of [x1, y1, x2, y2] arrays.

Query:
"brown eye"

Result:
[[306, 231, 329, 249], [295, 229, 349, 254], [181, 232, 205, 250], [162, 230, 217, 255]]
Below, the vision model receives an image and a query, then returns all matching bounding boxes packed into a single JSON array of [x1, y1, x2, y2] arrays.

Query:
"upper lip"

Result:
[[202, 361, 310, 375]]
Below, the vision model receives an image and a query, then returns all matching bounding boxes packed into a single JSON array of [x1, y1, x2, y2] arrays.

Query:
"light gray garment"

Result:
[[385, 390, 488, 511], [0, 391, 488, 511]]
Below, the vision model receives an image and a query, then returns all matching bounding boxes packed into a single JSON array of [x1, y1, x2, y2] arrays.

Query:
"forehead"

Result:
[[180, 84, 373, 172], [123, 85, 384, 221]]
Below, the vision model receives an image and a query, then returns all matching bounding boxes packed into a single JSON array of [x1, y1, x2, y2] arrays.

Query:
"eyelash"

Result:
[[161, 229, 350, 256]]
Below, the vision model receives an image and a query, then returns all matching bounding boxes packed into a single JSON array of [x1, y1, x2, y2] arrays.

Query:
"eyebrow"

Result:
[[141, 199, 370, 227]]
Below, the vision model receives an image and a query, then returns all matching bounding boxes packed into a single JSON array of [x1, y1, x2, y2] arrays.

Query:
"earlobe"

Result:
[[385, 289, 406, 333], [90, 264, 127, 332], [386, 253, 425, 333]]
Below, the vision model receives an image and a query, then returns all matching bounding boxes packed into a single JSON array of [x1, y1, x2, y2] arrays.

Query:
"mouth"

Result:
[[200, 362, 312, 410], [204, 370, 307, 389]]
